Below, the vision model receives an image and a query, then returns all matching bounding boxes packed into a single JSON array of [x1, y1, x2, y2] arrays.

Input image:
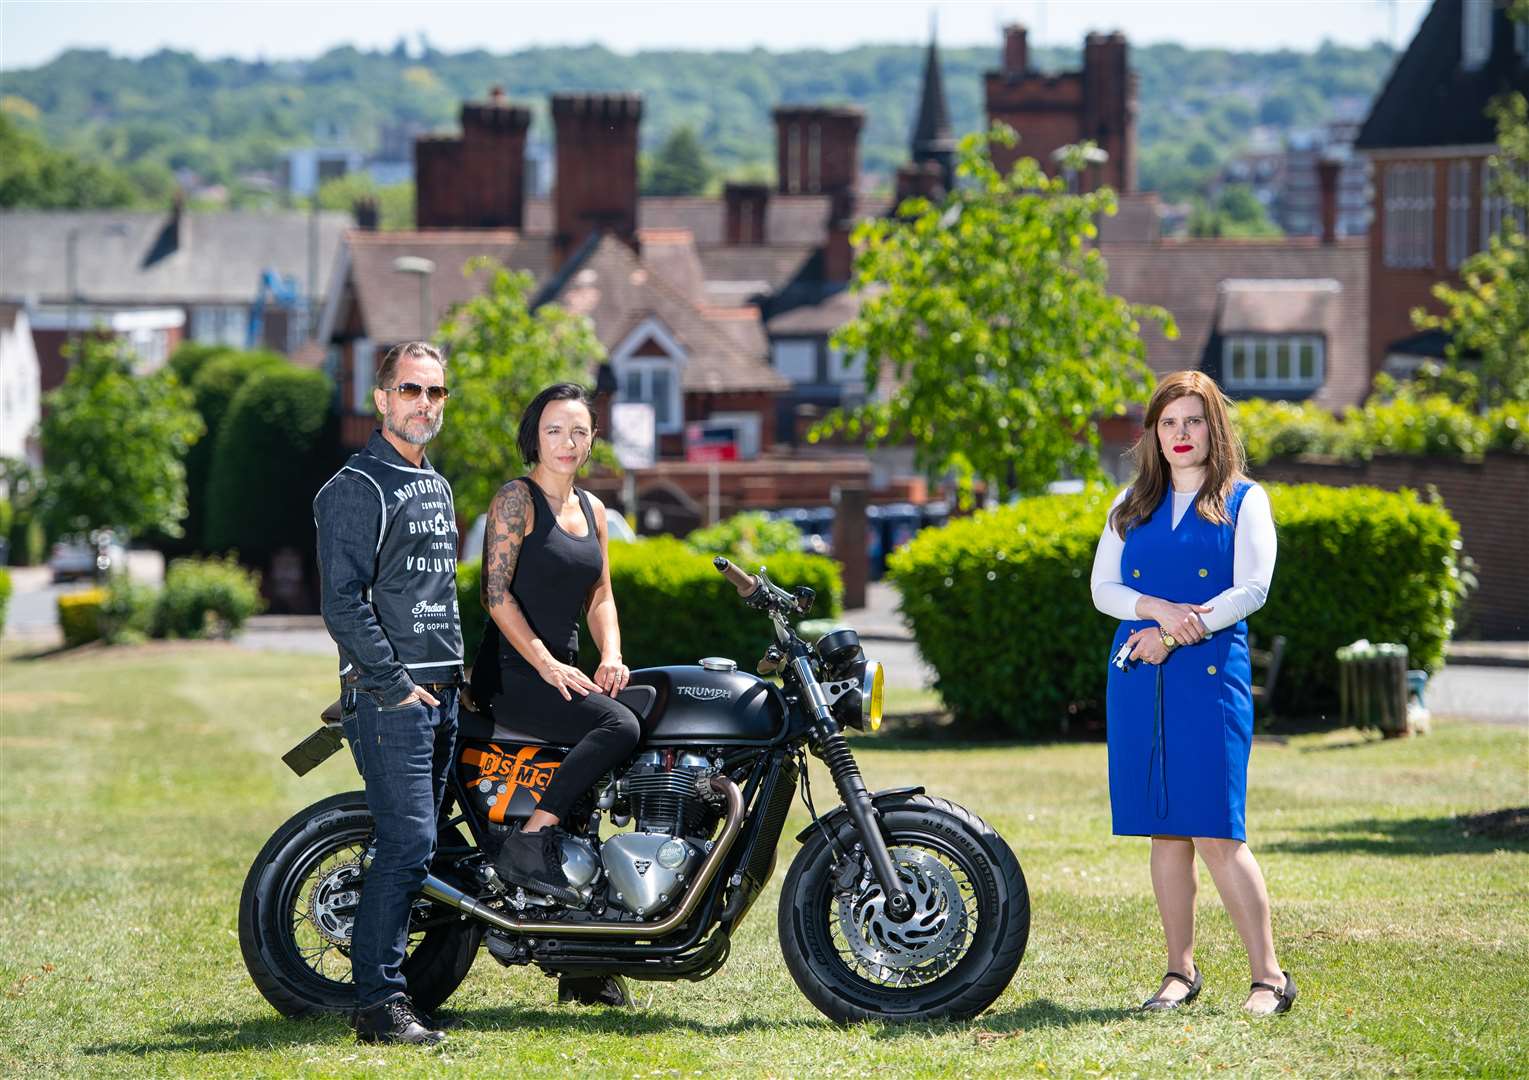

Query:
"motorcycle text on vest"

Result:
[[239, 558, 1030, 1023]]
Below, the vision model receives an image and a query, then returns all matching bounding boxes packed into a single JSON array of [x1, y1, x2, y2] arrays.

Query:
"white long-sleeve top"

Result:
[[1090, 483, 1276, 633]]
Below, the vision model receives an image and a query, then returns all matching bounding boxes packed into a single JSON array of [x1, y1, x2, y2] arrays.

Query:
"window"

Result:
[[1383, 163, 1434, 269], [190, 305, 247, 347], [351, 338, 376, 413], [618, 360, 681, 433], [1447, 160, 1473, 268], [1461, 0, 1491, 72], [772, 339, 818, 383], [1482, 161, 1528, 243], [826, 345, 866, 384], [1222, 335, 1325, 393]]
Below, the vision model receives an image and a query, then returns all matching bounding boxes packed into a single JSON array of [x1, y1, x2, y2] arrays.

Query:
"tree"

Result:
[[1413, 85, 1529, 405], [0, 115, 139, 209], [316, 173, 415, 230], [815, 128, 1176, 502], [205, 365, 337, 558], [1188, 184, 1284, 238], [641, 125, 712, 196], [39, 338, 204, 539], [430, 265, 610, 525]]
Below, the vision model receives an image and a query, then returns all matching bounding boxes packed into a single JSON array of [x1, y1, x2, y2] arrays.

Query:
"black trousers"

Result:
[[487, 664, 641, 821]]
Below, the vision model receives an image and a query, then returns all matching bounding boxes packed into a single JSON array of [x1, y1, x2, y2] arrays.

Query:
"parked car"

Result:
[[460, 507, 635, 564], [48, 530, 126, 583]]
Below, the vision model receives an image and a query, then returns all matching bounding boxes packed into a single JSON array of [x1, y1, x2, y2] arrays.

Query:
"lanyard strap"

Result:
[[1146, 664, 1169, 820]]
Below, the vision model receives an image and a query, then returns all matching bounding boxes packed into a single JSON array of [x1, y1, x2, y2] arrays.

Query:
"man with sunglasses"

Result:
[[313, 341, 462, 1046]]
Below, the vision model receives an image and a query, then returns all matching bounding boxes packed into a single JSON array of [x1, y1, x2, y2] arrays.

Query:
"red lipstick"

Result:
[[1173, 445, 1193, 454]]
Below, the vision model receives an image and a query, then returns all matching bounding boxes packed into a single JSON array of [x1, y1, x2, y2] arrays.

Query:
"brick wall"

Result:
[[1251, 452, 1529, 639]]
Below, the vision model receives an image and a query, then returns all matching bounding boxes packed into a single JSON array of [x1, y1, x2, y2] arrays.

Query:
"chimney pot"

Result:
[[1003, 24, 1029, 74]]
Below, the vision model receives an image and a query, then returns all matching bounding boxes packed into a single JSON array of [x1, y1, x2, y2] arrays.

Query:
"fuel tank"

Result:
[[620, 665, 788, 745]]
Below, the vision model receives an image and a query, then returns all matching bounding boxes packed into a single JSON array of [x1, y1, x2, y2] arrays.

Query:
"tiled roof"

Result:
[[766, 287, 866, 336], [1101, 238, 1369, 409], [0, 209, 351, 306], [1217, 279, 1340, 333], [344, 230, 555, 343], [695, 245, 818, 305], [523, 194, 840, 246], [1356, 0, 1529, 151], [549, 236, 789, 393]]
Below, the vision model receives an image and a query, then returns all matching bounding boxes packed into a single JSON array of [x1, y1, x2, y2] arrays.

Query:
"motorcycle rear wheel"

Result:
[[238, 790, 482, 1018], [778, 794, 1028, 1023]]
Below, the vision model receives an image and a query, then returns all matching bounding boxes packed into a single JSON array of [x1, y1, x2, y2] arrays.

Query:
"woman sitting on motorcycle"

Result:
[[469, 382, 640, 904]]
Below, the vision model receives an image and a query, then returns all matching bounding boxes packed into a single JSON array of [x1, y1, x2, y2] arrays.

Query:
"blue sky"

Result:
[[2, 0, 1430, 70]]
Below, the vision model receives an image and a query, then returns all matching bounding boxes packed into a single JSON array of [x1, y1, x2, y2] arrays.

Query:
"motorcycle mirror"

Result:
[[792, 586, 816, 616]]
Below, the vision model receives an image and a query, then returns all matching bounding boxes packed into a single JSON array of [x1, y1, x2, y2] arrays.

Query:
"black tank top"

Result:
[[472, 477, 602, 699]]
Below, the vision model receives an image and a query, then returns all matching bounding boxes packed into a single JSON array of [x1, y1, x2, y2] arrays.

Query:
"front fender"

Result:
[[793, 786, 927, 844]]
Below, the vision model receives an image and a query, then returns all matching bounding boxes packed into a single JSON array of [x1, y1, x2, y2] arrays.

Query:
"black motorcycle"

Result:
[[240, 557, 1029, 1024]]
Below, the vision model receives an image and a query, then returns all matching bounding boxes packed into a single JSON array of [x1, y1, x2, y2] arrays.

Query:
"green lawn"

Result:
[[1, 642, 1525, 1078]]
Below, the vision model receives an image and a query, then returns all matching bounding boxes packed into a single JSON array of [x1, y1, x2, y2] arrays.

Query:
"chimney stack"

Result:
[[724, 182, 770, 245], [552, 92, 643, 264], [772, 105, 864, 199], [352, 196, 380, 231], [1003, 25, 1029, 74], [415, 87, 531, 229], [1316, 158, 1340, 244]]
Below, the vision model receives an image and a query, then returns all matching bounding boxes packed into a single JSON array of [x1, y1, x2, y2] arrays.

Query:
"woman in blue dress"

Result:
[[1090, 371, 1295, 1016]]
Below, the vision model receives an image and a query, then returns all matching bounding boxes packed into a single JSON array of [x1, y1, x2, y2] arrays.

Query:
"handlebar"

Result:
[[714, 555, 758, 597], [712, 556, 813, 617]]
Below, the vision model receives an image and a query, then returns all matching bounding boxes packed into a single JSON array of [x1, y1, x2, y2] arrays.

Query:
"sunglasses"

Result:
[[381, 382, 450, 403]]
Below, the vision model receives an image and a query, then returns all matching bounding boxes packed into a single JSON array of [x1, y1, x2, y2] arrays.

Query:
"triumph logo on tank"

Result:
[[676, 685, 730, 701]]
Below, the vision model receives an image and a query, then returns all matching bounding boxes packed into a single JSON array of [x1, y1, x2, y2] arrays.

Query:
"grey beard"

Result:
[[386, 410, 442, 445]]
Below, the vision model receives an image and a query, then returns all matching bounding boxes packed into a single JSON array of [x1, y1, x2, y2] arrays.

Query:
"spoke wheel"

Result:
[[779, 795, 1029, 1024], [240, 791, 482, 1018]]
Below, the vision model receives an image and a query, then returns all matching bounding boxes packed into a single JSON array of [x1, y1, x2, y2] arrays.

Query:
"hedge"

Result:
[[152, 556, 264, 638], [458, 537, 842, 674], [888, 484, 1462, 736], [58, 589, 106, 648], [1236, 393, 1525, 467], [0, 566, 11, 634]]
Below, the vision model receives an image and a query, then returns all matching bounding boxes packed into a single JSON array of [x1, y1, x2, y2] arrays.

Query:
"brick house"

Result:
[[1355, 0, 1529, 376]]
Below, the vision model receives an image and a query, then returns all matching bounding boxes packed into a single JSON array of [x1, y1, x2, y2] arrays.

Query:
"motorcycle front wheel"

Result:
[[778, 794, 1029, 1023], [238, 790, 482, 1018]]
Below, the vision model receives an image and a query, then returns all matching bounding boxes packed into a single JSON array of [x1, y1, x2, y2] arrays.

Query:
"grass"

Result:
[[1, 641, 1526, 1078]]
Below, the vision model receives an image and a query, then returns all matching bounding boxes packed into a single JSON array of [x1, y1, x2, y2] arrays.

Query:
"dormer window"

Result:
[[1462, 0, 1491, 71]]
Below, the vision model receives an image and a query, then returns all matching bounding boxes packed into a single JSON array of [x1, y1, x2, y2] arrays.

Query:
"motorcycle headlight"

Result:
[[861, 660, 884, 732]]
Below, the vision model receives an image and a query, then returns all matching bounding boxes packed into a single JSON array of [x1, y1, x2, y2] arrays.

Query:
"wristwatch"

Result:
[[1158, 629, 1178, 650]]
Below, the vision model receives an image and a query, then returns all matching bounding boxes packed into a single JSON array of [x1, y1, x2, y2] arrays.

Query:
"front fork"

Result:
[[791, 654, 913, 919]]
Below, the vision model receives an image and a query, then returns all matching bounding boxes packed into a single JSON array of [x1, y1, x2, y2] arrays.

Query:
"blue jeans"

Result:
[[342, 686, 459, 1009]]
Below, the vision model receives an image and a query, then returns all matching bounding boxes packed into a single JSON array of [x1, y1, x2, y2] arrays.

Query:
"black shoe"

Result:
[[1249, 970, 1297, 1015], [353, 996, 446, 1046], [558, 974, 632, 1007], [495, 828, 582, 906], [1140, 968, 1203, 1012]]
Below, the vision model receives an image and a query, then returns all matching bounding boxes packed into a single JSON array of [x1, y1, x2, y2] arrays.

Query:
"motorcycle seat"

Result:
[[457, 685, 658, 746]]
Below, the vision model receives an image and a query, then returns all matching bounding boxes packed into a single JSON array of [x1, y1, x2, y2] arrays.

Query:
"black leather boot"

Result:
[[495, 828, 582, 905], [558, 974, 632, 1007], [353, 996, 446, 1046]]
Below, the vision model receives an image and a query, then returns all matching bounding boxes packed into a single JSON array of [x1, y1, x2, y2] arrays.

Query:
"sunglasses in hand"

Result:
[[381, 382, 451, 403]]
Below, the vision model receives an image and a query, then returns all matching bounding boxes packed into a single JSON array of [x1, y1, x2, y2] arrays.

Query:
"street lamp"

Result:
[[391, 255, 436, 341]]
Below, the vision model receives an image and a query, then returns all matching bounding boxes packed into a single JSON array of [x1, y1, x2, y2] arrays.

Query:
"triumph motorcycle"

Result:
[[240, 558, 1029, 1024]]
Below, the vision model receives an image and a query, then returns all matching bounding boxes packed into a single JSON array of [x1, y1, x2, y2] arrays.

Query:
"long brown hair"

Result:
[[1109, 370, 1247, 538]]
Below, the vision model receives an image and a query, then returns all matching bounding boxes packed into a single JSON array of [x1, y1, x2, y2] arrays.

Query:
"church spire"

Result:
[[911, 27, 955, 192]]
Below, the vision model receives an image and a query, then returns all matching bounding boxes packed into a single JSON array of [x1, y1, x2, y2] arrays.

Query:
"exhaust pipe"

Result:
[[368, 776, 746, 939]]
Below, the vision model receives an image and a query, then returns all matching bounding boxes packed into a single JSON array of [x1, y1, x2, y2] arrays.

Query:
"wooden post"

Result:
[[833, 485, 868, 610]]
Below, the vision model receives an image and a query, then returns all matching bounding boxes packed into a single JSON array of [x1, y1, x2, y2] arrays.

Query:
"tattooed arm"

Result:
[[482, 479, 599, 701]]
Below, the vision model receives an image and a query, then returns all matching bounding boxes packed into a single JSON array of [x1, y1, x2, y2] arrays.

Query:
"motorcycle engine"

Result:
[[601, 750, 717, 917]]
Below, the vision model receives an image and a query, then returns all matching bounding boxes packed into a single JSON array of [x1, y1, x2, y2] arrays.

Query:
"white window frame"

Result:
[[826, 345, 866, 384], [190, 304, 247, 348], [611, 317, 686, 435], [1482, 160, 1528, 243], [351, 337, 376, 414], [1222, 334, 1326, 393], [1447, 160, 1473, 268], [1462, 0, 1491, 72], [1383, 163, 1435, 269]]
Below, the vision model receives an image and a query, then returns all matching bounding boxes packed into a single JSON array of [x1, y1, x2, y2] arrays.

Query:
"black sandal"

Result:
[[1140, 968, 1202, 1011], [1248, 970, 1297, 1015]]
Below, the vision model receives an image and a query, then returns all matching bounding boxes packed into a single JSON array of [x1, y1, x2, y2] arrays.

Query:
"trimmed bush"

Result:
[[101, 577, 157, 644], [0, 566, 11, 634], [685, 512, 804, 559], [152, 556, 263, 638], [459, 538, 842, 674], [205, 366, 337, 558], [58, 589, 106, 648], [1338, 394, 1488, 460], [1237, 400, 1342, 466], [888, 484, 1462, 735]]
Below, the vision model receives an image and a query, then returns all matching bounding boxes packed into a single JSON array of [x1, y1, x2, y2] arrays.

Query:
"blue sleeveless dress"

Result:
[[1106, 481, 1254, 841]]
